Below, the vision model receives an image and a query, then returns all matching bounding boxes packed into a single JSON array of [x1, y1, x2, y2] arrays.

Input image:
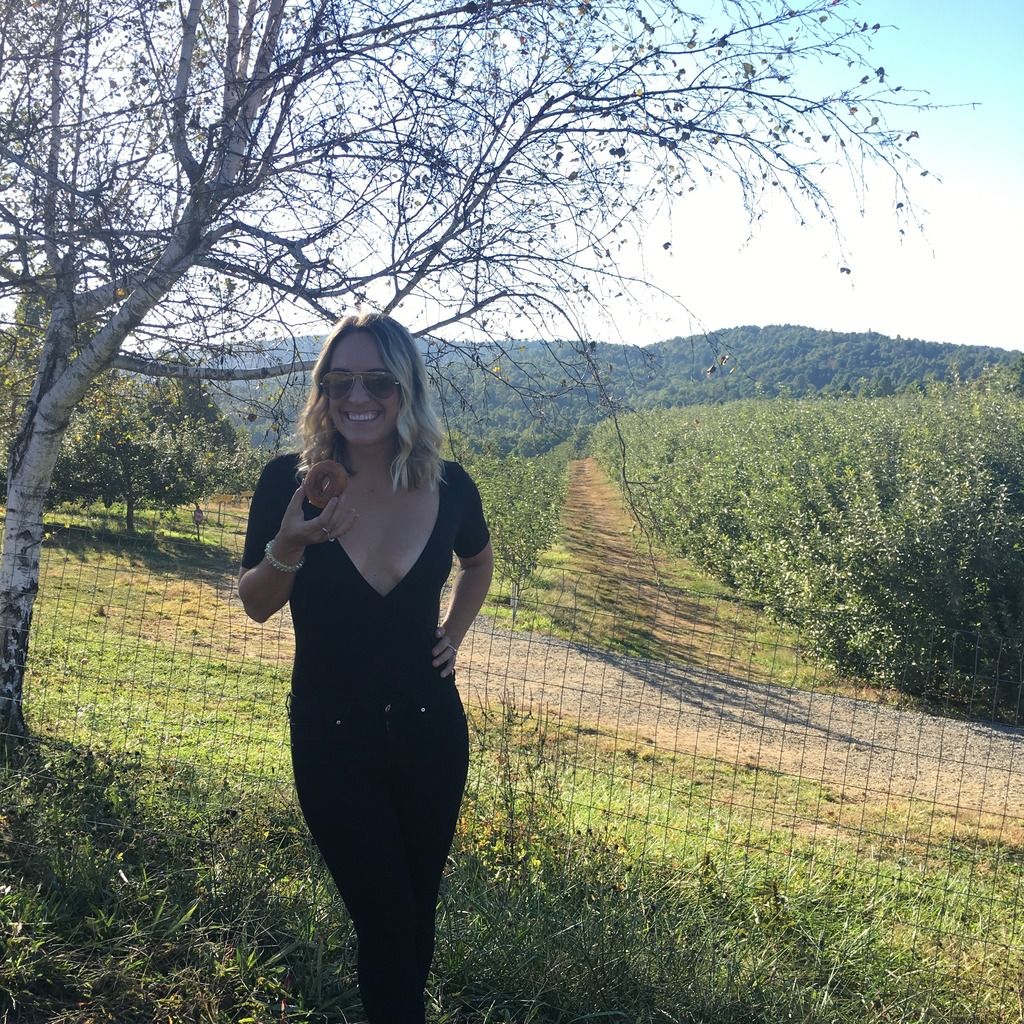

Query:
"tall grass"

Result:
[[6, 708, 1018, 1024]]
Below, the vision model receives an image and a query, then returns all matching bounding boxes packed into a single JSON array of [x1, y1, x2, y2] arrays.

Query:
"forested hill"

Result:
[[648, 325, 1015, 404], [220, 325, 1019, 454], [436, 325, 1018, 452]]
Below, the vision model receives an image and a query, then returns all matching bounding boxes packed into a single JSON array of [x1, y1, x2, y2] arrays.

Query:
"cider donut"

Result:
[[304, 460, 348, 508]]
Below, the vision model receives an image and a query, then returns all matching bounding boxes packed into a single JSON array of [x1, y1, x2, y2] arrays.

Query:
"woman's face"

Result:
[[326, 330, 401, 451]]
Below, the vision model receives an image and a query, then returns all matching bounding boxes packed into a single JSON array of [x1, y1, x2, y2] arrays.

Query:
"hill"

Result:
[[433, 325, 1018, 451], [648, 325, 1015, 404], [213, 326, 1019, 454]]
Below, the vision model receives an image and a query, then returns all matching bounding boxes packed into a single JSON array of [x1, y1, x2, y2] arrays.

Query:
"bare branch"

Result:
[[170, 0, 203, 182], [110, 351, 317, 380], [42, 3, 66, 270]]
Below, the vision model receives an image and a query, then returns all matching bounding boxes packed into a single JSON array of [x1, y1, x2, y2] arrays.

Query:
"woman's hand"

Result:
[[239, 486, 359, 623], [276, 485, 358, 554], [433, 542, 492, 679], [431, 627, 458, 678]]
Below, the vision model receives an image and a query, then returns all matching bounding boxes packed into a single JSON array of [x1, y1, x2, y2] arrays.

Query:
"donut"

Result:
[[304, 460, 348, 508]]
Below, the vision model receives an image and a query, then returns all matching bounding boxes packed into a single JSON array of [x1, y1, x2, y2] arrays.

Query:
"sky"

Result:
[[619, 0, 1024, 351]]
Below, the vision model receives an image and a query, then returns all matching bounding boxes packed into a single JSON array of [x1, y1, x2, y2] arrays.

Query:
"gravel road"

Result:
[[459, 621, 1024, 822]]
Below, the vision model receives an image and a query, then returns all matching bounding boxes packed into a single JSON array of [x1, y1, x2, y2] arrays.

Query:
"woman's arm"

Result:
[[432, 541, 494, 677], [237, 538, 306, 622], [238, 486, 356, 622]]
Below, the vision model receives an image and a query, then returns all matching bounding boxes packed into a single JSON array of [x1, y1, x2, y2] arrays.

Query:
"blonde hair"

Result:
[[298, 313, 444, 490]]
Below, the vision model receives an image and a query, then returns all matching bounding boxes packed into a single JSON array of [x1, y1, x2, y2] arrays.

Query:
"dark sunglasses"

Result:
[[319, 370, 400, 401]]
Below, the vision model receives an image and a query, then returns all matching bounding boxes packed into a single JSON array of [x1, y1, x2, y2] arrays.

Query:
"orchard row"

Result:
[[590, 381, 1024, 714]]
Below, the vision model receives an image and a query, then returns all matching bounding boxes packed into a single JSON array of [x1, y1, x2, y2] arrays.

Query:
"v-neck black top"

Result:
[[241, 454, 489, 710]]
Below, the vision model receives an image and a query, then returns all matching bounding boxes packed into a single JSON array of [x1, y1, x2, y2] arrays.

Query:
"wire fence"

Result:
[[4, 501, 1024, 1022]]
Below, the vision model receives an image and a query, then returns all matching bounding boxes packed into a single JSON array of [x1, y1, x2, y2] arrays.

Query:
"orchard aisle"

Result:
[[560, 457, 651, 576], [457, 460, 1023, 824]]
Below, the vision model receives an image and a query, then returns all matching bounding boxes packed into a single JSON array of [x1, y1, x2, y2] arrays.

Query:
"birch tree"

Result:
[[0, 0, 926, 738]]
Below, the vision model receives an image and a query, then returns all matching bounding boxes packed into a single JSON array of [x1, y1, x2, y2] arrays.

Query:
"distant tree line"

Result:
[[220, 326, 1018, 458], [642, 325, 1017, 405], [433, 325, 1017, 453]]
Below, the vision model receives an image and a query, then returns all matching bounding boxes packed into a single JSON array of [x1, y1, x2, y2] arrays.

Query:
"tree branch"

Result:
[[110, 351, 318, 380], [170, 0, 203, 183]]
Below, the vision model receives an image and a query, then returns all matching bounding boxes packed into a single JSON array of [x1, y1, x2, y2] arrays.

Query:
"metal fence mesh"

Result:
[[4, 502, 1023, 1021]]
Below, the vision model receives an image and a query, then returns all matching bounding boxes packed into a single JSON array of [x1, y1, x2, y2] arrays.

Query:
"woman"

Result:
[[238, 313, 493, 1023]]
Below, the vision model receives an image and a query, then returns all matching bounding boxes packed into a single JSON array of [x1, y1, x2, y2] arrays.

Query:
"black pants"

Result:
[[289, 683, 470, 1023]]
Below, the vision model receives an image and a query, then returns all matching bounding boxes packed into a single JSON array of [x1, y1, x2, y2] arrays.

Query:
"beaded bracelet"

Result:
[[264, 538, 304, 573]]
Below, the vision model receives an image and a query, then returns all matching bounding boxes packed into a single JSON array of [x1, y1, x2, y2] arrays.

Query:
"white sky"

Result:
[[610, 0, 1024, 351]]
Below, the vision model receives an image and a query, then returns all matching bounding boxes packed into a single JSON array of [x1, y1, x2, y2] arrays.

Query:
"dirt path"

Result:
[[558, 457, 692, 647], [555, 459, 801, 675], [458, 460, 1024, 823], [561, 457, 647, 574]]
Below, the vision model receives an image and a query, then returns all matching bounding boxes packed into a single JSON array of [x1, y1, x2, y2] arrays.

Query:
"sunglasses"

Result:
[[319, 370, 400, 401]]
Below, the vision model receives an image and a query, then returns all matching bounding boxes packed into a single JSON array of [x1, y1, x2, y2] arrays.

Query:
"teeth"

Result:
[[347, 411, 378, 421]]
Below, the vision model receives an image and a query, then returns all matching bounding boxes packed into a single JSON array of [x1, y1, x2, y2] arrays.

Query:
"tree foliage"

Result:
[[592, 383, 1024, 715], [223, 326, 1013, 459], [461, 445, 569, 590], [51, 375, 260, 532], [0, 297, 45, 444]]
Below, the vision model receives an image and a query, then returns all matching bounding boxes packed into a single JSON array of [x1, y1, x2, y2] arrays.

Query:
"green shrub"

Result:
[[463, 446, 569, 590]]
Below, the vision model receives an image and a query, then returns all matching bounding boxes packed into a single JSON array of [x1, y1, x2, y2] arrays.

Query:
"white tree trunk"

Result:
[[0, 419, 68, 741], [0, 241, 195, 740]]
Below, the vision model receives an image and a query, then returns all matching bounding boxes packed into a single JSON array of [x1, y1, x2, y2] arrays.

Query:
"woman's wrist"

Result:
[[265, 536, 306, 572], [440, 624, 463, 651]]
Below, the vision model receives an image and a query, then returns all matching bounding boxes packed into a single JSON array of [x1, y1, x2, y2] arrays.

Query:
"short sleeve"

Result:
[[449, 462, 490, 559], [240, 454, 301, 568]]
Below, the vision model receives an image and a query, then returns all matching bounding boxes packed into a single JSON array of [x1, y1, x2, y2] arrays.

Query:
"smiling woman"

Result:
[[236, 313, 494, 1024], [321, 330, 404, 457]]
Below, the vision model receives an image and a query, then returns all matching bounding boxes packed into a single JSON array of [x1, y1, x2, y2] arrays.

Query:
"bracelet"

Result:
[[264, 538, 304, 573]]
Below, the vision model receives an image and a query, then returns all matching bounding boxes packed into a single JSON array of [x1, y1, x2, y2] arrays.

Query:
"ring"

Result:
[[320, 526, 331, 539], [446, 644, 457, 657]]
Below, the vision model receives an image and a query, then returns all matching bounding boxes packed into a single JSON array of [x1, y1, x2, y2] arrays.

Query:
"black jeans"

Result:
[[289, 683, 470, 1023]]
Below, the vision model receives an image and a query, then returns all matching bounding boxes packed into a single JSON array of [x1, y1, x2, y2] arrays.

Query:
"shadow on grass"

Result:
[[1, 737, 349, 1024], [2, 734, 1002, 1024], [41, 521, 239, 586]]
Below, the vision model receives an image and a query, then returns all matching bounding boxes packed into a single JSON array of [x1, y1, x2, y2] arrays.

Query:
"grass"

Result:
[[3, 710, 1021, 1024], [2, 497, 1022, 1021]]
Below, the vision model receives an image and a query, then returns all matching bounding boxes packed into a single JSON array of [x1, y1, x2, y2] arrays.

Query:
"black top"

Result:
[[242, 454, 489, 711]]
